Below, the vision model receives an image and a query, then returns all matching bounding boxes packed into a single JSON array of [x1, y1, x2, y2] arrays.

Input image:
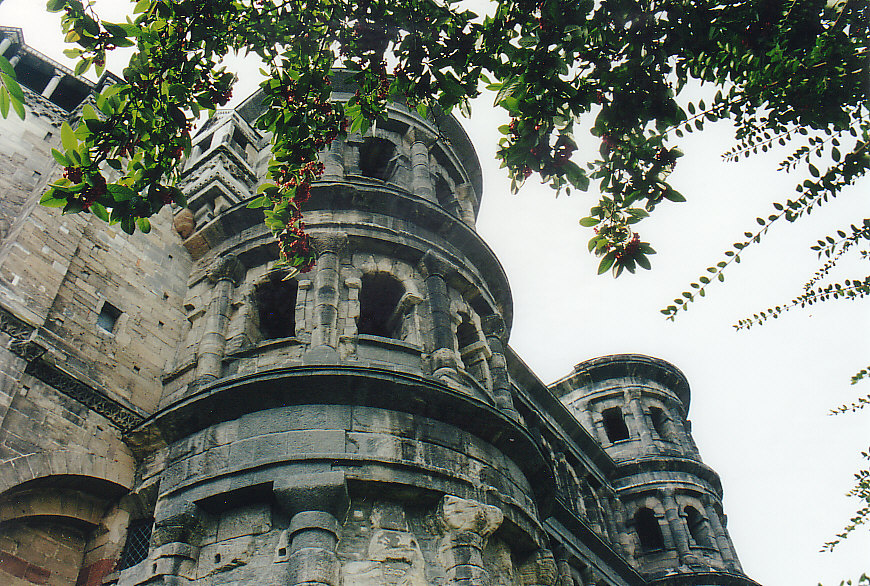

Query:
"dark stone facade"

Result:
[[0, 27, 760, 586]]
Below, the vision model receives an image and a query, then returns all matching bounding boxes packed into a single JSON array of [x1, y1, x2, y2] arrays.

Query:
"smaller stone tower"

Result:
[[551, 355, 751, 586]]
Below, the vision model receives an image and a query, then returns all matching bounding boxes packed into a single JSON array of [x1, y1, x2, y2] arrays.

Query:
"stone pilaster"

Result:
[[661, 489, 697, 567], [194, 255, 244, 386], [419, 252, 458, 378], [704, 499, 741, 572], [437, 495, 503, 586], [321, 138, 345, 180], [274, 472, 349, 586], [481, 314, 521, 422], [411, 139, 433, 200], [516, 549, 558, 586], [625, 389, 654, 452], [304, 232, 347, 364], [145, 500, 205, 583]]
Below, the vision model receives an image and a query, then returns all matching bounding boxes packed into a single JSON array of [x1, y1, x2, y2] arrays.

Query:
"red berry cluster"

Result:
[[615, 233, 640, 260], [63, 166, 83, 184]]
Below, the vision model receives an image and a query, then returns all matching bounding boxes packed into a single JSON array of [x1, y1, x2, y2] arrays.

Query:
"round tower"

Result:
[[117, 74, 566, 585], [552, 354, 754, 586]]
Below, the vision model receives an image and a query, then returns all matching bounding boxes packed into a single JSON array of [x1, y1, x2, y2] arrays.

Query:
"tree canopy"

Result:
[[0, 0, 865, 279]]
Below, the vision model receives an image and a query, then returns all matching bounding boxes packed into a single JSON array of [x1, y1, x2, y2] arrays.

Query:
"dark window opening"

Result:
[[634, 508, 665, 552], [649, 407, 669, 440], [685, 506, 714, 548], [435, 174, 453, 209], [118, 518, 153, 570], [232, 128, 249, 155], [359, 137, 396, 180], [456, 314, 489, 386], [358, 272, 404, 338], [196, 134, 213, 153], [97, 302, 122, 333], [14, 57, 52, 94], [256, 274, 298, 340], [602, 407, 630, 442]]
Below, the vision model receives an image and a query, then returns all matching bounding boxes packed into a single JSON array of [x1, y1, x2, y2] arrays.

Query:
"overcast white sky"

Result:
[[1, 1, 868, 584]]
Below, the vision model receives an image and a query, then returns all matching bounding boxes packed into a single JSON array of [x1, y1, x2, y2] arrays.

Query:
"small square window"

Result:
[[97, 302, 122, 332]]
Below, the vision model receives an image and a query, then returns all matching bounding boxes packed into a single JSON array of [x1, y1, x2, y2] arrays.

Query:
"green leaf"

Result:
[[106, 184, 135, 201], [90, 202, 110, 222], [579, 217, 599, 227], [61, 122, 78, 151], [0, 56, 15, 78], [39, 190, 67, 207], [1, 72, 25, 103], [51, 148, 70, 166], [121, 215, 136, 235], [46, 0, 66, 12], [247, 195, 271, 208], [11, 97, 24, 120], [136, 217, 152, 233], [0, 87, 8, 119], [597, 252, 616, 274]]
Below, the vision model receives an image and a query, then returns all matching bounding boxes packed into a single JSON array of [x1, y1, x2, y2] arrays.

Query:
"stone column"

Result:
[[481, 314, 521, 421], [437, 495, 504, 586], [344, 135, 362, 175], [419, 252, 459, 378], [194, 255, 244, 386], [304, 232, 347, 363], [411, 138, 433, 200], [455, 183, 476, 226], [321, 137, 345, 180], [625, 389, 654, 451], [661, 489, 697, 567], [8, 54, 20, 67], [703, 499, 741, 571], [0, 37, 13, 57], [41, 72, 62, 99], [273, 472, 349, 586], [516, 549, 558, 586], [147, 500, 205, 583]]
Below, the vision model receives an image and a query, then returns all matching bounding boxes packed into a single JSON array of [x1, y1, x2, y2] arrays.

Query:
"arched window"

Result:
[[634, 507, 665, 552], [649, 406, 670, 440], [358, 272, 404, 338], [685, 506, 714, 548], [456, 313, 490, 386], [602, 407, 630, 442], [255, 274, 298, 340], [359, 137, 396, 181]]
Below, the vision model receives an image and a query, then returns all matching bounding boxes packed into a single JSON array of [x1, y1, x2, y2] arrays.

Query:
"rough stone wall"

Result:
[[0, 89, 62, 244]]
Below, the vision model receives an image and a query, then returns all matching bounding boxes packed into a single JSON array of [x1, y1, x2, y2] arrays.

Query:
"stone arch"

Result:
[[448, 298, 492, 391], [352, 255, 424, 343], [0, 450, 134, 497]]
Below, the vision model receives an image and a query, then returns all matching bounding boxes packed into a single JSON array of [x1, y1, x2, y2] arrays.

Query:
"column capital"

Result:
[[207, 254, 244, 284], [309, 230, 348, 256], [418, 251, 452, 278]]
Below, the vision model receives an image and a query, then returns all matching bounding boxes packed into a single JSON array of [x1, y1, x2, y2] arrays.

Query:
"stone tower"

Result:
[[0, 27, 759, 586], [551, 355, 746, 583]]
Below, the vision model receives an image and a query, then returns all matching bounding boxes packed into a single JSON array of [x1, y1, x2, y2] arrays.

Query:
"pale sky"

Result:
[[1, 1, 868, 584]]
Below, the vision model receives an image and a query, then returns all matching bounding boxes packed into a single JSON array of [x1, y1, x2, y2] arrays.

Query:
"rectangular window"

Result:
[[97, 302, 121, 333]]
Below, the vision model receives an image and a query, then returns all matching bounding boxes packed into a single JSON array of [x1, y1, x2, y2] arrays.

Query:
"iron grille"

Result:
[[118, 518, 153, 570]]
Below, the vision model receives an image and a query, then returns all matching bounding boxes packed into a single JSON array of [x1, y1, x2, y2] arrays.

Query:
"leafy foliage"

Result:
[[0, 0, 865, 278]]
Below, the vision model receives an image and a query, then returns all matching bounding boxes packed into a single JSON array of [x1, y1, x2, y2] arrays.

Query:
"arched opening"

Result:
[[634, 507, 665, 552], [255, 274, 298, 340], [435, 174, 454, 209], [602, 407, 630, 442], [456, 313, 491, 387], [685, 506, 714, 548], [649, 406, 670, 440], [359, 137, 396, 181], [358, 272, 404, 338]]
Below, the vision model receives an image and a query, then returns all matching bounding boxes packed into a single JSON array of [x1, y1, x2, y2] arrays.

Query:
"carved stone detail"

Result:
[[23, 359, 145, 432], [437, 495, 503, 586]]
